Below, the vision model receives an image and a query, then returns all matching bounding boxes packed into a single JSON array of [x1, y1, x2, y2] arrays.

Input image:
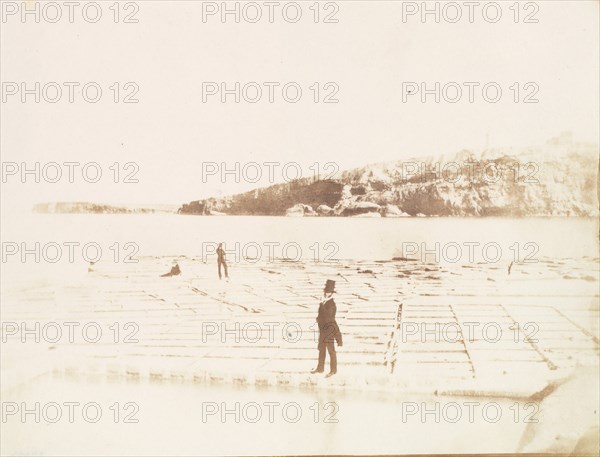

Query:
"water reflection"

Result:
[[2, 372, 526, 456]]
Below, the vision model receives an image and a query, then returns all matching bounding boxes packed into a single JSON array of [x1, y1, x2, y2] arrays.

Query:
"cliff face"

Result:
[[180, 180, 343, 215], [179, 138, 599, 217]]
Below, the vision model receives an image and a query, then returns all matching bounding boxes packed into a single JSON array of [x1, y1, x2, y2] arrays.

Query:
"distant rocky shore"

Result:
[[33, 202, 177, 214], [179, 136, 599, 217]]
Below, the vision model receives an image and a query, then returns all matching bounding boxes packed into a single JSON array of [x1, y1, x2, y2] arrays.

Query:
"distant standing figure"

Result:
[[311, 279, 342, 377], [217, 243, 229, 279]]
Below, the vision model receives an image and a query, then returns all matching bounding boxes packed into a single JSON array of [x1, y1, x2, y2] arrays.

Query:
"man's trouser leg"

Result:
[[223, 261, 228, 278], [218, 260, 222, 279], [327, 342, 337, 372], [317, 342, 326, 371]]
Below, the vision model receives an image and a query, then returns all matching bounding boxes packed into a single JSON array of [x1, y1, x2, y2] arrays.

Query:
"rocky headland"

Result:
[[179, 135, 599, 217]]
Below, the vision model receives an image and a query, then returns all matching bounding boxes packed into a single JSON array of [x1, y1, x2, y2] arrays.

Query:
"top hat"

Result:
[[324, 279, 336, 292]]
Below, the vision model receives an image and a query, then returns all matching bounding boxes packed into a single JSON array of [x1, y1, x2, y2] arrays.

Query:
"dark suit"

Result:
[[316, 296, 342, 372]]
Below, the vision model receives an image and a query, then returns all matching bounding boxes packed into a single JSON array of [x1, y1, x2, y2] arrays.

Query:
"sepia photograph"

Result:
[[1, 1, 599, 456]]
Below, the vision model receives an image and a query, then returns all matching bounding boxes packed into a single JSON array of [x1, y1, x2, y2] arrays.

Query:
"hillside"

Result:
[[180, 134, 599, 217]]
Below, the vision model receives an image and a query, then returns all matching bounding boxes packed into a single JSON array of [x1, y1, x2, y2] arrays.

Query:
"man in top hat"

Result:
[[311, 279, 342, 377]]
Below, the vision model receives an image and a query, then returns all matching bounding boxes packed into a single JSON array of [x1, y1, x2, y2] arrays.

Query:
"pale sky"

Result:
[[1, 0, 598, 210]]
